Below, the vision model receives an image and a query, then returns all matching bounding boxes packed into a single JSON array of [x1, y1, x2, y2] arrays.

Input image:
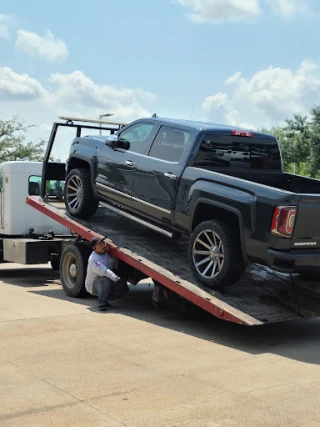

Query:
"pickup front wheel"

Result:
[[189, 220, 245, 289], [65, 168, 99, 219]]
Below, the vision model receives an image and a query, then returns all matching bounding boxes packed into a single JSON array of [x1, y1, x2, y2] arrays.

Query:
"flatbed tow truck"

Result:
[[26, 117, 320, 326]]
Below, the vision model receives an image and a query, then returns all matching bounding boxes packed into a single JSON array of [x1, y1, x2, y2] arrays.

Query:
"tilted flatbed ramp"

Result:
[[27, 196, 320, 326]]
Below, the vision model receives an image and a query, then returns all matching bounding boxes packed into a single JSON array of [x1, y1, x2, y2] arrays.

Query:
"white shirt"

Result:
[[85, 251, 119, 294]]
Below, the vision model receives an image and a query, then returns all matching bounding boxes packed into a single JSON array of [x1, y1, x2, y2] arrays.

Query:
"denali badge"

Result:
[[294, 242, 317, 247]]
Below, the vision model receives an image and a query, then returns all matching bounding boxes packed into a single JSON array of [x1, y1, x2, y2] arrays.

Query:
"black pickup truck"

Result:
[[64, 116, 320, 289]]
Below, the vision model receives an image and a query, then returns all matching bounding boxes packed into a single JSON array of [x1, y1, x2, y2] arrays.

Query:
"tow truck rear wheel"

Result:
[[189, 219, 245, 289], [60, 243, 91, 297], [65, 168, 99, 219]]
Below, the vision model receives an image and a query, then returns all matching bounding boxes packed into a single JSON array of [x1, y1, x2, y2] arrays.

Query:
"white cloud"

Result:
[[0, 14, 12, 39], [49, 71, 156, 105], [48, 71, 156, 122], [0, 67, 46, 100], [175, 0, 260, 23], [175, 0, 311, 23], [0, 67, 156, 159], [15, 29, 69, 62], [266, 0, 309, 19], [203, 60, 320, 129]]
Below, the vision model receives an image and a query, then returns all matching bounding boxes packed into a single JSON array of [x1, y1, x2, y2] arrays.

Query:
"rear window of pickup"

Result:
[[193, 135, 281, 171]]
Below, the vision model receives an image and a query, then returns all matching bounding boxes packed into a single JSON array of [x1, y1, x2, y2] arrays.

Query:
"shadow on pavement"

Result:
[[0, 267, 60, 287], [2, 266, 320, 366], [32, 282, 320, 367]]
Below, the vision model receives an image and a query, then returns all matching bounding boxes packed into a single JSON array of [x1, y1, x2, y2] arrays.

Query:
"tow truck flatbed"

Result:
[[27, 196, 320, 326]]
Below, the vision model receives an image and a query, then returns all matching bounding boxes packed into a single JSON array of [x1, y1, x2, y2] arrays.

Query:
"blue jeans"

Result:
[[91, 277, 113, 308]]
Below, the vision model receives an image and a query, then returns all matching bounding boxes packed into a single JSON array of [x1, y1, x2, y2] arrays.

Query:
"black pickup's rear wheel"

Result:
[[189, 220, 245, 289], [65, 168, 99, 219]]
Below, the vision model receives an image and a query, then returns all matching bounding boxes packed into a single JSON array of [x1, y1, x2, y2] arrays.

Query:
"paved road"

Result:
[[1, 263, 320, 427]]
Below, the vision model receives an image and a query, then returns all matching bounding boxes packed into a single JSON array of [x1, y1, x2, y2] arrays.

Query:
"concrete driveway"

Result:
[[1, 263, 320, 427]]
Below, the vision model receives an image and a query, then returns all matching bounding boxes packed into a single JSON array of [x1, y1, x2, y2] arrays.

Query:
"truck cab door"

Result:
[[95, 121, 158, 208], [131, 125, 194, 227]]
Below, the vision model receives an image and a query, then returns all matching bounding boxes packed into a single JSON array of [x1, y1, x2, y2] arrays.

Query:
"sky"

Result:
[[0, 0, 320, 159]]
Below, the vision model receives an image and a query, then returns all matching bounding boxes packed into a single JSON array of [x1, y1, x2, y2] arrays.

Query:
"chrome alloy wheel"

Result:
[[192, 229, 225, 279], [66, 175, 83, 211]]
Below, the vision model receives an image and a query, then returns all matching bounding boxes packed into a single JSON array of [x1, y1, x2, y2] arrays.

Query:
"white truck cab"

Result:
[[0, 161, 67, 235], [0, 161, 69, 267]]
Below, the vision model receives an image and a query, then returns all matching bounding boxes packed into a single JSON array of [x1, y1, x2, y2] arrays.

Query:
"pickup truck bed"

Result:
[[220, 169, 320, 194], [27, 196, 320, 325]]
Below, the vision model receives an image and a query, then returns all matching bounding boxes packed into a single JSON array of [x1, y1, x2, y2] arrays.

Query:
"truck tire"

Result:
[[189, 220, 245, 289], [60, 243, 91, 297], [65, 168, 99, 219]]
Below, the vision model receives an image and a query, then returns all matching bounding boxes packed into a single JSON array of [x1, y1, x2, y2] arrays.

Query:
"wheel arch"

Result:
[[67, 155, 97, 194], [190, 199, 248, 263], [67, 156, 91, 173]]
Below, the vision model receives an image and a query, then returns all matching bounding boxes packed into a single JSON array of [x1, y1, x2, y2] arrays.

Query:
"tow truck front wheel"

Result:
[[60, 243, 91, 297], [189, 220, 245, 289]]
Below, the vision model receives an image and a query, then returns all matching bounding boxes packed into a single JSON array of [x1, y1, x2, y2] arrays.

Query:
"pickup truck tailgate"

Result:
[[292, 196, 320, 248]]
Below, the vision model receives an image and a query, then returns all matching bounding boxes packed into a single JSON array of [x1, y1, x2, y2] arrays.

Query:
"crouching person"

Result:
[[85, 236, 120, 311]]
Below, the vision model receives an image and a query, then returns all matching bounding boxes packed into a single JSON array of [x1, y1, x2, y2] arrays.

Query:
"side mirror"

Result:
[[106, 134, 130, 150], [106, 134, 119, 147]]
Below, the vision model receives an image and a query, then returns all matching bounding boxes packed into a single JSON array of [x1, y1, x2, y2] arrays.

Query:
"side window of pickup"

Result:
[[118, 123, 154, 154], [148, 126, 191, 162]]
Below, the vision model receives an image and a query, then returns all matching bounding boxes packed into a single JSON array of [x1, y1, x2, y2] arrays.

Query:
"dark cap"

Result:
[[87, 236, 105, 250]]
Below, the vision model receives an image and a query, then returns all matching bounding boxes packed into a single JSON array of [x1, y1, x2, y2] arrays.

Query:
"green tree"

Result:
[[309, 106, 320, 178], [263, 107, 320, 178], [284, 114, 311, 167], [0, 115, 46, 163]]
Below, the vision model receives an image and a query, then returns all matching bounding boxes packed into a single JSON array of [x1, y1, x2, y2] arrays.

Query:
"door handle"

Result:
[[125, 160, 135, 167], [164, 172, 177, 180]]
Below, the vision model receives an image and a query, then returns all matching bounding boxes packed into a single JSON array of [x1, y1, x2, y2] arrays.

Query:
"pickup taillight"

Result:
[[271, 206, 297, 238]]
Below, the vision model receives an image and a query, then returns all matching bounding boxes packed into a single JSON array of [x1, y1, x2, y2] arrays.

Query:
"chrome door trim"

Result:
[[96, 182, 130, 199], [96, 182, 171, 215], [131, 196, 171, 215]]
